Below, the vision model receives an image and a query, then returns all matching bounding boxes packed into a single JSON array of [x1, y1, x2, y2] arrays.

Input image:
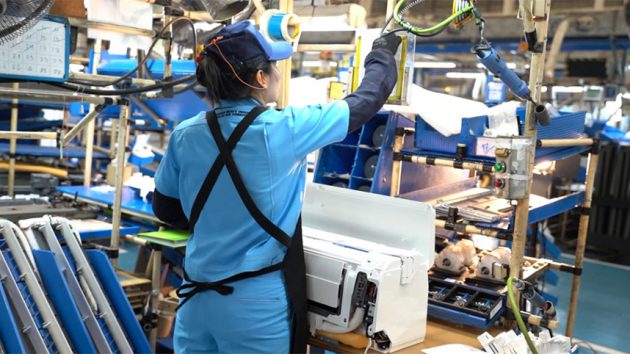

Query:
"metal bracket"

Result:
[[576, 206, 591, 216]]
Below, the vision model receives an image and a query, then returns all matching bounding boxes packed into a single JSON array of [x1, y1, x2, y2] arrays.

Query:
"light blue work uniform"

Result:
[[154, 97, 349, 353]]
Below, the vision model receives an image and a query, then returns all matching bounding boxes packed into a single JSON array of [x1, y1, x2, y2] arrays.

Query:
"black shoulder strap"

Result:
[[188, 106, 267, 229], [207, 109, 293, 248]]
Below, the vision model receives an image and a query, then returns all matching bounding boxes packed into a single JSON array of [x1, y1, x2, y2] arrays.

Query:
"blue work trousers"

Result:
[[174, 271, 291, 353]]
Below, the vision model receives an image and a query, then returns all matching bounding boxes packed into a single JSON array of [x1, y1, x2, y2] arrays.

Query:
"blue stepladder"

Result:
[[26, 217, 115, 354], [0, 216, 152, 354], [0, 219, 73, 353], [52, 217, 150, 354]]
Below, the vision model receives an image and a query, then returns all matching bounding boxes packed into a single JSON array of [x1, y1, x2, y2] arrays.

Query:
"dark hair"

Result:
[[196, 53, 272, 104]]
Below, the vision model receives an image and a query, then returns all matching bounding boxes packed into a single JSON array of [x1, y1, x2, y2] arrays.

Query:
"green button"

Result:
[[494, 162, 504, 172]]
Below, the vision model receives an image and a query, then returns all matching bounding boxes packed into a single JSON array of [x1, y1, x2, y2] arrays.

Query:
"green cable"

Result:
[[393, 0, 475, 35], [507, 276, 539, 354]]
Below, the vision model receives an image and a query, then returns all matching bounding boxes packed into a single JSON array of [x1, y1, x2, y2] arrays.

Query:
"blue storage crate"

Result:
[[414, 115, 487, 155], [516, 108, 585, 139], [352, 148, 380, 180], [359, 115, 389, 148], [415, 109, 586, 157], [337, 129, 360, 146], [313, 145, 357, 187]]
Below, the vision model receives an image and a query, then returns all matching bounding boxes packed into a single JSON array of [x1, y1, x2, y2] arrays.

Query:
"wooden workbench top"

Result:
[[309, 320, 495, 353]]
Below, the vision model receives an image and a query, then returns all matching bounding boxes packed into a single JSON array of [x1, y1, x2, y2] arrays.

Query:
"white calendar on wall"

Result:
[[0, 16, 69, 82]]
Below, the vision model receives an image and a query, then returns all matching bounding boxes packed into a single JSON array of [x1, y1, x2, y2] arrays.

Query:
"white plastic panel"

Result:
[[303, 183, 435, 266], [304, 251, 345, 309]]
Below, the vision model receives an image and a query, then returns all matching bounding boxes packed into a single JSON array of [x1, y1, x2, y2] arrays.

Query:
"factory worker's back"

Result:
[[154, 98, 349, 282]]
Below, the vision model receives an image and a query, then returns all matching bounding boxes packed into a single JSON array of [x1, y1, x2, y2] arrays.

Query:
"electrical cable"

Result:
[[393, 0, 475, 36], [67, 17, 197, 87], [507, 276, 539, 354], [381, 0, 426, 33], [572, 340, 599, 354], [50, 74, 196, 96], [363, 338, 372, 354]]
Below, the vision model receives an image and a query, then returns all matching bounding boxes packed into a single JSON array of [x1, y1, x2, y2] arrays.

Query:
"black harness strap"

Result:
[[207, 110, 292, 248], [176, 107, 308, 352], [178, 106, 291, 306], [176, 262, 284, 310], [188, 106, 268, 230]]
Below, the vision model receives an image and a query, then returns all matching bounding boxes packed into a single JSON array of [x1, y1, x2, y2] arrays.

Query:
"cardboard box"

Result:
[[50, 0, 87, 19]]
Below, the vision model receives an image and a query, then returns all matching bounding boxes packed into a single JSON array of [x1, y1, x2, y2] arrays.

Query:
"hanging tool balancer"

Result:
[[391, 0, 550, 126]]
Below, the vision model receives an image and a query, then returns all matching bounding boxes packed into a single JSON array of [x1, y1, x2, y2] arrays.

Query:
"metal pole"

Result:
[[8, 83, 18, 198], [434, 219, 507, 239], [110, 103, 129, 267], [84, 40, 102, 187], [510, 0, 551, 295], [385, 0, 396, 30], [0, 131, 58, 140], [149, 248, 162, 351], [69, 72, 160, 87], [67, 17, 156, 37], [390, 133, 404, 197], [62, 105, 105, 146], [537, 138, 594, 148], [401, 154, 495, 173], [109, 120, 118, 159], [278, 0, 293, 108], [129, 97, 167, 126], [0, 87, 118, 105], [566, 150, 599, 337], [297, 44, 355, 53]]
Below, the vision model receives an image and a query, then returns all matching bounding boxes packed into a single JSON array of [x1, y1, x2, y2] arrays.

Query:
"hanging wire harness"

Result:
[[383, 0, 482, 37], [385, 1, 551, 125]]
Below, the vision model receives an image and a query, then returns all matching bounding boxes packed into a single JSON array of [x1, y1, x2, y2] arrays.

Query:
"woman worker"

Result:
[[152, 21, 401, 354]]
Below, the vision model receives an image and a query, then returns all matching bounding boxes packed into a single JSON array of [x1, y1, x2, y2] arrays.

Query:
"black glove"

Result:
[[372, 32, 402, 55]]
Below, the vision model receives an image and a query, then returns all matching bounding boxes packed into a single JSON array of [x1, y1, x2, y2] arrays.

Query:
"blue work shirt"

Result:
[[155, 97, 349, 281]]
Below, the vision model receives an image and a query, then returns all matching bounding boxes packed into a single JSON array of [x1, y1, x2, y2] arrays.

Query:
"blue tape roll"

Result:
[[268, 13, 286, 41]]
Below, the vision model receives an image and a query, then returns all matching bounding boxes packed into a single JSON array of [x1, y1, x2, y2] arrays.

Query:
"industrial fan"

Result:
[[0, 0, 53, 45]]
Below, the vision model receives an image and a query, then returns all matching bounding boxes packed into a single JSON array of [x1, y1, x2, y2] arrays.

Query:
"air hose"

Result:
[[507, 276, 539, 354]]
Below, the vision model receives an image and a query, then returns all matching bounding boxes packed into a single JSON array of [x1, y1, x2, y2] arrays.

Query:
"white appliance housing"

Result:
[[302, 183, 435, 352]]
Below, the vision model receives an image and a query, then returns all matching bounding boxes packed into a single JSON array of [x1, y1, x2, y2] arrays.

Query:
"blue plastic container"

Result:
[[414, 115, 487, 155], [516, 108, 585, 140], [414, 109, 586, 157]]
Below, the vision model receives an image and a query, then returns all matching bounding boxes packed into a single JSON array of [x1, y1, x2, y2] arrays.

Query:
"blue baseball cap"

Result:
[[202, 21, 293, 63]]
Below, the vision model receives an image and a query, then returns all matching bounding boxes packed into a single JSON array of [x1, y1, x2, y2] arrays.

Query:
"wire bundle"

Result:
[[383, 0, 477, 37]]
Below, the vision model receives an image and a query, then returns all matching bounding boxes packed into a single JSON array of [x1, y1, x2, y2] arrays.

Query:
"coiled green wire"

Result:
[[393, 0, 475, 36], [507, 276, 540, 354]]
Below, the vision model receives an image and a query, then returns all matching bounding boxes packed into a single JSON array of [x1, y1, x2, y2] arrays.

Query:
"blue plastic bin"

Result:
[[415, 109, 586, 157], [414, 115, 487, 155], [516, 108, 585, 140]]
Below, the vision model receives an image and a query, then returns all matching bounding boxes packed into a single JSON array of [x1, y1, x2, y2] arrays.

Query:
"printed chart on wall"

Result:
[[0, 17, 69, 82]]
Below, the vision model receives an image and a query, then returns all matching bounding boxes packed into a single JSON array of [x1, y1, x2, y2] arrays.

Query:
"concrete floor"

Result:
[[547, 254, 630, 353]]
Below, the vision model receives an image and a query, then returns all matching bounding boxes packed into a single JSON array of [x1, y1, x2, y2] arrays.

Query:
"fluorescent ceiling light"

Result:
[[477, 62, 517, 69], [446, 72, 485, 79], [414, 61, 457, 69], [552, 86, 585, 93], [301, 61, 338, 68]]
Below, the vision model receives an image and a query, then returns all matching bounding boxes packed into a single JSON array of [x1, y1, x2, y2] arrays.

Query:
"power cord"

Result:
[[507, 276, 539, 354], [50, 75, 196, 95], [68, 17, 197, 87], [572, 340, 600, 354], [363, 338, 372, 354]]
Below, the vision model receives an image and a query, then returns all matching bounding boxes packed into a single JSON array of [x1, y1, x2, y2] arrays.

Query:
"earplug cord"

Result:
[[203, 37, 266, 91]]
